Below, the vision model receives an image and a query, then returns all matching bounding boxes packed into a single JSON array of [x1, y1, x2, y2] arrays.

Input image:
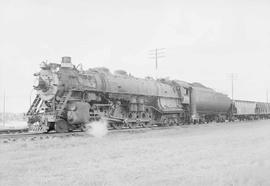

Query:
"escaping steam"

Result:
[[85, 119, 108, 138]]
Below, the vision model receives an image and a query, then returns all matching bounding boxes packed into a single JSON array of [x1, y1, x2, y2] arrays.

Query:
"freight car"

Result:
[[26, 56, 269, 133], [231, 100, 270, 121], [255, 102, 270, 118], [232, 100, 257, 120]]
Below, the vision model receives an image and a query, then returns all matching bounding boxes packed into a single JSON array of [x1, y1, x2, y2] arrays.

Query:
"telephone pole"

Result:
[[30, 89, 34, 107], [3, 90, 5, 127], [229, 73, 237, 101], [148, 48, 165, 77], [267, 89, 268, 103]]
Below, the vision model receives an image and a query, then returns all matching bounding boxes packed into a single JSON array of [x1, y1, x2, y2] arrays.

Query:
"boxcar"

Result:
[[233, 100, 256, 120], [255, 102, 270, 118]]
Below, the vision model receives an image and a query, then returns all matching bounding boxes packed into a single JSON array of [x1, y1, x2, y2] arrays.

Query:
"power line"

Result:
[[148, 48, 166, 70]]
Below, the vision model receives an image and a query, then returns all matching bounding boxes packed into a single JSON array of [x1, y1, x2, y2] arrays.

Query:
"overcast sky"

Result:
[[1, 0, 270, 113]]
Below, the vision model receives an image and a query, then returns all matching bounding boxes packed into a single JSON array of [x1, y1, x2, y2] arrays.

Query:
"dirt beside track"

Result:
[[1, 121, 270, 186]]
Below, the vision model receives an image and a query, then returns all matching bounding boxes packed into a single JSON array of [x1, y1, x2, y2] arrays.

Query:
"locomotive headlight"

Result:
[[35, 63, 59, 101]]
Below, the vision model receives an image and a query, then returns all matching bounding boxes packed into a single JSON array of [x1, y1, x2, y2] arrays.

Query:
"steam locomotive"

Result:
[[26, 57, 270, 133]]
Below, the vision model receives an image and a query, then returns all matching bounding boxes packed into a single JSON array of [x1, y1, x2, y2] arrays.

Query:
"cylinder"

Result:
[[67, 102, 90, 124]]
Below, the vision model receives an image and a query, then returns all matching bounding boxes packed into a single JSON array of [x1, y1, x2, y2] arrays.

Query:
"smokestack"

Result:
[[62, 56, 71, 63], [61, 56, 73, 68]]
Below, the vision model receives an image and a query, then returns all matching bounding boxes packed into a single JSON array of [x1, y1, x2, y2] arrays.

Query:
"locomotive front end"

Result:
[[27, 56, 99, 133], [27, 61, 61, 132], [27, 57, 75, 133]]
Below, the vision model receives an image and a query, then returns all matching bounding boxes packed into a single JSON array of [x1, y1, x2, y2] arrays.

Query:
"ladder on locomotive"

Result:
[[56, 90, 72, 117], [27, 95, 42, 115]]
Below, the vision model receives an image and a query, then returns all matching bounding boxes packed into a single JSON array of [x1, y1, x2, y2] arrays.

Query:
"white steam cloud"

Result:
[[86, 120, 108, 138]]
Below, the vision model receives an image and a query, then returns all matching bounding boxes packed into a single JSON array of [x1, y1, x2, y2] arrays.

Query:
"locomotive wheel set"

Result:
[[26, 57, 270, 133]]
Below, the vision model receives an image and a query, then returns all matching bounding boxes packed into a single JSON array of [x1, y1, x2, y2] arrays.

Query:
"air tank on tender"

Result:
[[190, 83, 231, 120]]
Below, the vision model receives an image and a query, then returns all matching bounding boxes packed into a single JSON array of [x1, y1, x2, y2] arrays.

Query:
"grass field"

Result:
[[1, 120, 270, 186], [0, 121, 27, 129]]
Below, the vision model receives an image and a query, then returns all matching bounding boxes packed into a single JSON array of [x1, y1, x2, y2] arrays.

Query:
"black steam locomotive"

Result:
[[26, 57, 270, 133]]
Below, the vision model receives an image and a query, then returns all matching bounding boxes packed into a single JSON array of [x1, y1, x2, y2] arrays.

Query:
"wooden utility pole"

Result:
[[267, 89, 268, 103], [229, 73, 237, 101], [3, 90, 5, 127], [30, 89, 34, 107], [149, 48, 166, 78]]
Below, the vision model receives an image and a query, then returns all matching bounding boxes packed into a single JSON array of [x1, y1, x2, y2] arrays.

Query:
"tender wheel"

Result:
[[169, 119, 176, 126], [162, 118, 169, 127], [55, 119, 69, 133]]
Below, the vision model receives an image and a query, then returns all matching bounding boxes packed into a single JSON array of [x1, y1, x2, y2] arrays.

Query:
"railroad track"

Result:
[[0, 128, 28, 135], [0, 120, 256, 143], [0, 124, 180, 142], [0, 130, 87, 143]]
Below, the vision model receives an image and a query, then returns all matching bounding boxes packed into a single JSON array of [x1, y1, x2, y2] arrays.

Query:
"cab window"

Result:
[[184, 88, 189, 95]]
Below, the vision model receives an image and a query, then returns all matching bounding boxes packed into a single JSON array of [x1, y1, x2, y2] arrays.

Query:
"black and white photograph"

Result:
[[1, 0, 270, 185]]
